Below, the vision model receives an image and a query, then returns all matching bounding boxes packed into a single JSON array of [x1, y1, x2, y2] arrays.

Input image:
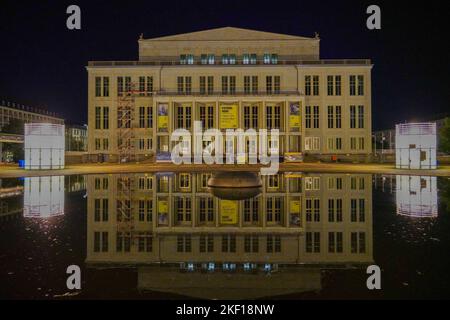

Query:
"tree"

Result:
[[1, 118, 24, 135], [1, 119, 25, 162], [439, 117, 450, 154]]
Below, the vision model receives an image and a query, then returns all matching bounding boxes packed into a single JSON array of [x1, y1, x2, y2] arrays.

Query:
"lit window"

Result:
[[207, 54, 215, 65], [221, 54, 229, 64], [201, 54, 207, 65], [263, 53, 271, 64], [243, 54, 249, 64], [186, 54, 194, 65], [271, 54, 278, 64]]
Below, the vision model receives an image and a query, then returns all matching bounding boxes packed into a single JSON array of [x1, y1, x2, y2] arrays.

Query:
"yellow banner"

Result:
[[158, 200, 168, 213], [290, 200, 301, 214], [219, 104, 238, 129], [289, 102, 301, 129], [157, 103, 169, 131], [220, 200, 238, 224]]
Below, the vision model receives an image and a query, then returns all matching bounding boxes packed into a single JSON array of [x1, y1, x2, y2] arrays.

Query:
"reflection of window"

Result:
[[179, 173, 190, 189], [350, 199, 365, 222], [175, 197, 192, 223], [305, 177, 320, 190], [138, 200, 152, 222], [138, 177, 153, 190], [221, 234, 236, 252], [199, 197, 214, 223], [199, 235, 214, 252], [266, 197, 282, 224], [328, 199, 343, 222], [305, 198, 320, 222], [268, 175, 280, 189], [94, 198, 108, 222], [243, 198, 259, 224]]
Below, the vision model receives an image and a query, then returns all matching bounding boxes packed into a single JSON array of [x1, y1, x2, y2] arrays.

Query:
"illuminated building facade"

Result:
[[86, 27, 372, 162]]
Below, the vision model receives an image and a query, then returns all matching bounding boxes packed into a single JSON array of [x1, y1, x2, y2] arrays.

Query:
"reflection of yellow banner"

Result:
[[290, 200, 301, 214], [219, 104, 238, 129], [285, 172, 303, 178], [220, 200, 238, 224], [285, 152, 303, 162], [158, 200, 168, 213], [158, 116, 168, 130]]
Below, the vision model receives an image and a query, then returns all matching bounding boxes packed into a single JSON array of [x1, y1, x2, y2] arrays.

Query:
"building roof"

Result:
[[140, 26, 315, 42]]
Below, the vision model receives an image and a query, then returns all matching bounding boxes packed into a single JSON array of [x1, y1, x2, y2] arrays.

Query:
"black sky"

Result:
[[0, 0, 448, 130]]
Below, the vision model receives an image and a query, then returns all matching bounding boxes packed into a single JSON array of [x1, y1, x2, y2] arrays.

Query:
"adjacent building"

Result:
[[0, 99, 63, 130], [65, 123, 88, 152], [87, 27, 372, 163]]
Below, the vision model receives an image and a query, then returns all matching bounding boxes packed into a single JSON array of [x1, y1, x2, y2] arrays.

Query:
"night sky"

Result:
[[0, 0, 448, 130]]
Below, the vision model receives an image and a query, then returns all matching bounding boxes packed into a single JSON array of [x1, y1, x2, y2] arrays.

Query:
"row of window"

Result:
[[95, 104, 364, 131], [93, 231, 366, 254], [305, 105, 365, 129], [306, 75, 364, 96], [180, 53, 279, 65], [94, 135, 365, 152], [305, 231, 366, 254], [94, 197, 366, 225], [94, 74, 365, 96], [177, 235, 282, 253], [305, 198, 366, 222], [93, 175, 365, 193], [177, 75, 281, 94], [305, 176, 366, 191], [304, 136, 366, 151]]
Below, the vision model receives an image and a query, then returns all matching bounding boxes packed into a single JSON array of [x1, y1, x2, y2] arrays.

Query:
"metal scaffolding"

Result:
[[117, 83, 137, 163]]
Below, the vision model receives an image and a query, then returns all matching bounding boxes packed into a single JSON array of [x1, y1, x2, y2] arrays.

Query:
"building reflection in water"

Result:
[[396, 175, 438, 218], [85, 172, 373, 299], [23, 176, 65, 218], [0, 178, 23, 221], [207, 171, 262, 200]]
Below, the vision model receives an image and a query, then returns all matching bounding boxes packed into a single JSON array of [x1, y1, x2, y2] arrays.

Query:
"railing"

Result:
[[88, 58, 371, 67], [154, 90, 302, 97], [396, 123, 437, 136]]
